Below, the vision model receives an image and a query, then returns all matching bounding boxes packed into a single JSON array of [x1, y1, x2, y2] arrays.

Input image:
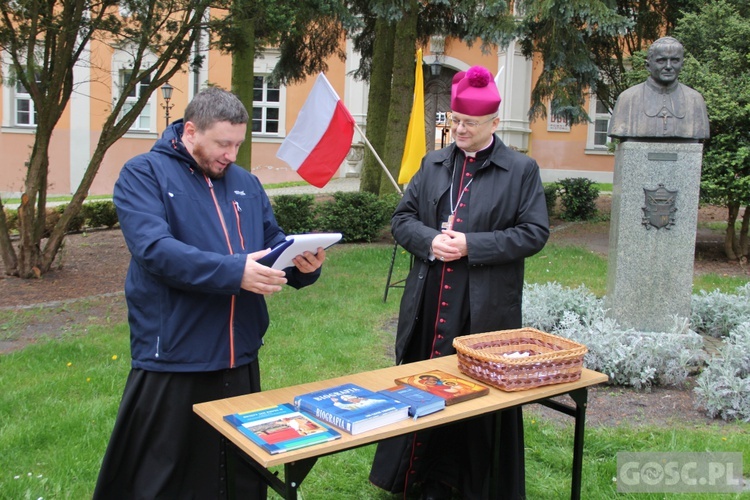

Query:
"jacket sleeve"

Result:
[[391, 160, 442, 261], [114, 158, 246, 295], [252, 187, 321, 289], [465, 159, 550, 265]]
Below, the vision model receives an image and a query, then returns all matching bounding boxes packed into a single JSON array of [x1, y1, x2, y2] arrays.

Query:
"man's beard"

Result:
[[192, 142, 227, 180]]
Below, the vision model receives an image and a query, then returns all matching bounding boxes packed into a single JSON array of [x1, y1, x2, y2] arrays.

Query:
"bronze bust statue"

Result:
[[608, 36, 710, 141]]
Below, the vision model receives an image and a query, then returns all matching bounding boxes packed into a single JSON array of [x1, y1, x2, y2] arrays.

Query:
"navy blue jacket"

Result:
[[114, 120, 320, 372]]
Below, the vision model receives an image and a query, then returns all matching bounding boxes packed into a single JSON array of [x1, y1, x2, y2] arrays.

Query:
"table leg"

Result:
[[538, 387, 589, 500], [383, 241, 399, 302], [227, 442, 318, 500], [569, 388, 589, 500], [281, 459, 318, 499], [489, 410, 502, 497]]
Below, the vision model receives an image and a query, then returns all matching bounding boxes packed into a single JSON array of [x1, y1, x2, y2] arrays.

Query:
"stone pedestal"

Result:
[[344, 143, 364, 178], [605, 141, 703, 332]]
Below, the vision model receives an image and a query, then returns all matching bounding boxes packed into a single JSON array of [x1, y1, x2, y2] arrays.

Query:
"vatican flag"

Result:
[[398, 48, 426, 185]]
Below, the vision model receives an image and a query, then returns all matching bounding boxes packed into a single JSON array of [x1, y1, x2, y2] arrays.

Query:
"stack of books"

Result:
[[225, 371, 490, 454]]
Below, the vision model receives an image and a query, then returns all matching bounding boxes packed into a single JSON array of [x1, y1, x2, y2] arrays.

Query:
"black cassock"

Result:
[[369, 150, 526, 499]]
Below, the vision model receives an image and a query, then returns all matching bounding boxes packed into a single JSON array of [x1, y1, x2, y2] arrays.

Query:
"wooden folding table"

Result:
[[194, 355, 607, 499]]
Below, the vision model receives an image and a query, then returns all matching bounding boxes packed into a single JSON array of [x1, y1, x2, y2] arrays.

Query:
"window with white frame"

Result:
[[252, 75, 279, 135], [111, 46, 157, 135], [120, 71, 152, 131], [587, 95, 611, 150], [15, 79, 37, 126]]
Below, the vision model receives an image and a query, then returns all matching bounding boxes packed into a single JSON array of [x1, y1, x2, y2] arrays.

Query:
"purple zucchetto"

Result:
[[450, 66, 501, 116]]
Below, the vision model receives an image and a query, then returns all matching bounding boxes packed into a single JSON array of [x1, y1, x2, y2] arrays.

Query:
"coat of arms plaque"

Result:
[[642, 183, 677, 229]]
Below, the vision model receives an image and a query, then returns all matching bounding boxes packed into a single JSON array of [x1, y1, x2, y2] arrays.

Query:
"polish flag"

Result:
[[276, 73, 355, 188]]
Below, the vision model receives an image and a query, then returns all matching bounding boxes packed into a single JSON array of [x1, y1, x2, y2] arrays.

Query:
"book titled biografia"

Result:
[[293, 383, 410, 435]]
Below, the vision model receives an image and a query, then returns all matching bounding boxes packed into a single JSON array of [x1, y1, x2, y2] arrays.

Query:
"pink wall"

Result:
[[90, 137, 305, 194], [0, 130, 71, 196], [531, 139, 614, 172]]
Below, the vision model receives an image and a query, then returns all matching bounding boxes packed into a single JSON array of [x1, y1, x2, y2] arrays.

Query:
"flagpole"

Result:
[[353, 122, 403, 195]]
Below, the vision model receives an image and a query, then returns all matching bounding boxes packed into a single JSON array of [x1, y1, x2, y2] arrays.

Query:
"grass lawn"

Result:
[[0, 243, 747, 499]]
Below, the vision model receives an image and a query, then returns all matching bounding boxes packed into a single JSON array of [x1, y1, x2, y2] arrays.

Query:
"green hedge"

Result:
[[4, 191, 399, 242], [273, 191, 395, 243], [556, 177, 600, 221], [272, 194, 317, 235], [315, 191, 391, 242], [81, 201, 119, 229]]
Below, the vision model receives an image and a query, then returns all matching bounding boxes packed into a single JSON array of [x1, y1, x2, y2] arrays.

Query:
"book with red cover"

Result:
[[394, 369, 489, 405]]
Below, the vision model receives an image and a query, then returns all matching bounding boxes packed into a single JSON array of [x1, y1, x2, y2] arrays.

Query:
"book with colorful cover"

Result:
[[293, 383, 410, 435], [377, 384, 446, 419], [223, 403, 341, 455], [394, 369, 489, 406]]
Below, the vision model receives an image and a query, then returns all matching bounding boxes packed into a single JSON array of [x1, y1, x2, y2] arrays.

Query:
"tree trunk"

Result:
[[724, 203, 739, 260], [40, 136, 113, 273], [379, 0, 418, 196], [232, 0, 256, 171], [17, 124, 54, 278], [739, 205, 749, 258], [0, 199, 18, 275], [360, 18, 395, 195]]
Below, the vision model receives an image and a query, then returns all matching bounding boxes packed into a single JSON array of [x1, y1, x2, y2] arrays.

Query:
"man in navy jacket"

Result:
[[94, 87, 326, 499]]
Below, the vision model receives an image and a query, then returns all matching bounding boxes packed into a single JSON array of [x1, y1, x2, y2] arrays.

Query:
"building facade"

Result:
[[0, 35, 614, 198]]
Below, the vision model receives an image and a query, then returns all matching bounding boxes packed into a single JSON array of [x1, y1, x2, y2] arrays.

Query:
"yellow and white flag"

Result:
[[398, 48, 426, 185]]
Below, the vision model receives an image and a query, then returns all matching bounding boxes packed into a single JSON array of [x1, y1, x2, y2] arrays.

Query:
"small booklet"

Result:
[[258, 233, 342, 270], [394, 369, 489, 406], [223, 403, 341, 455], [293, 383, 410, 435], [378, 384, 446, 419]]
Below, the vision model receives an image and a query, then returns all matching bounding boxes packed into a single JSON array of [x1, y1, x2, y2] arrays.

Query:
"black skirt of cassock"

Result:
[[93, 362, 267, 500], [368, 409, 525, 499], [369, 267, 526, 499]]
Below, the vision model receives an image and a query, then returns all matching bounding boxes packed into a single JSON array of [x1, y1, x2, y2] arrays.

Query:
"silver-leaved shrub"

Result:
[[522, 282, 605, 332], [690, 282, 750, 338], [522, 283, 705, 390], [694, 322, 750, 422]]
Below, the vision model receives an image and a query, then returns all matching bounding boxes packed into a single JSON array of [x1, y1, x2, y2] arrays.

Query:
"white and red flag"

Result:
[[276, 73, 355, 188]]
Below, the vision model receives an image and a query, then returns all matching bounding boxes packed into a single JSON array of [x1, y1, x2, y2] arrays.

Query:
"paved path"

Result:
[[4, 177, 362, 210], [264, 177, 360, 197]]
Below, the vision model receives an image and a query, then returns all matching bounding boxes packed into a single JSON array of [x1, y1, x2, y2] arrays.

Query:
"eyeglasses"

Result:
[[450, 115, 497, 130]]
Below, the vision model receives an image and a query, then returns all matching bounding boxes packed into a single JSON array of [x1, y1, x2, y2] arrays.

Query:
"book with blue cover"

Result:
[[223, 403, 341, 455], [293, 383, 410, 435], [378, 384, 446, 419]]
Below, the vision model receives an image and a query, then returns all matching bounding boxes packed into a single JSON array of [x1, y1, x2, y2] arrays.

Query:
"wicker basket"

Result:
[[453, 328, 587, 392]]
